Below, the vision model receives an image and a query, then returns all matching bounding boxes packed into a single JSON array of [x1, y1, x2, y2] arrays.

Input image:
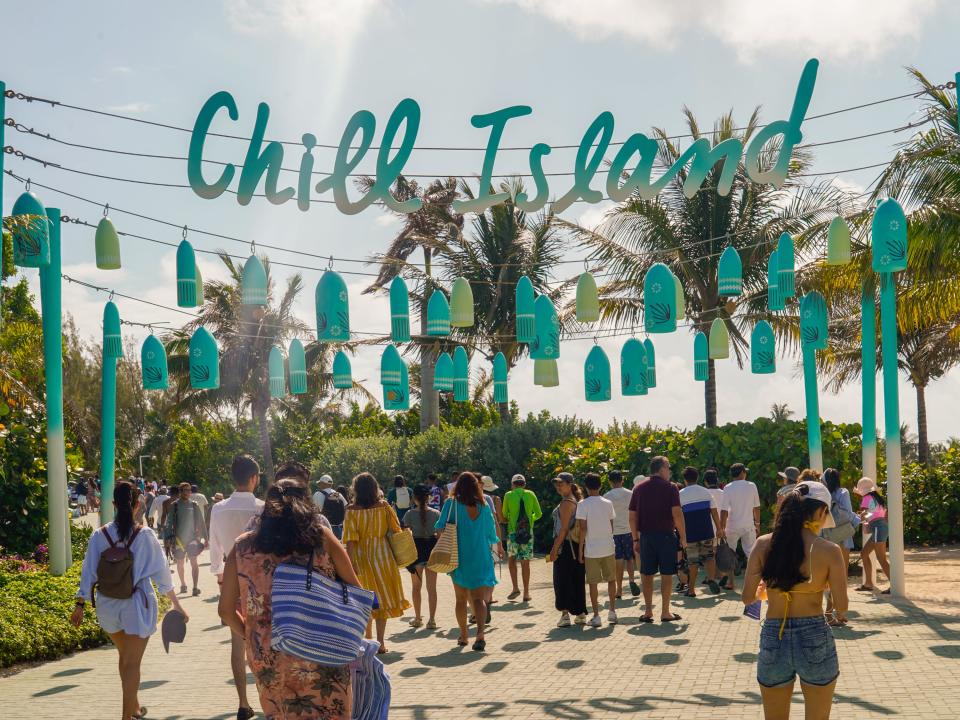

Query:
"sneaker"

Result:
[[557, 612, 571, 628], [574, 614, 587, 625], [607, 610, 619, 625], [629, 580, 641, 597], [589, 614, 602, 628]]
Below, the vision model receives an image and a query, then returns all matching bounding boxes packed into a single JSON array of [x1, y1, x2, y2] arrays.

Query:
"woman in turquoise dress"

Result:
[[435, 471, 502, 651]]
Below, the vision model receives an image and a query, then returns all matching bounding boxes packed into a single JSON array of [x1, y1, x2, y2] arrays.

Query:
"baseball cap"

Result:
[[778, 466, 801, 482], [794, 480, 836, 528], [161, 609, 187, 653], [317, 474, 333, 487]]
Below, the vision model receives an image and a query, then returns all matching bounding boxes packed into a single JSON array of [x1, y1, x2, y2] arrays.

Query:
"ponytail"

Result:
[[254, 479, 325, 556], [412, 484, 430, 526], [570, 483, 583, 501], [761, 489, 826, 590], [867, 490, 886, 508], [113, 480, 140, 541]]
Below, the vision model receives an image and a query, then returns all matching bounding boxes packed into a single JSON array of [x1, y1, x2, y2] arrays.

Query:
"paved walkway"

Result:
[[3, 547, 960, 719]]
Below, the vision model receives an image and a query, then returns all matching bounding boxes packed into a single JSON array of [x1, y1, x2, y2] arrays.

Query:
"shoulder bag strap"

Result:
[[102, 526, 117, 548], [125, 525, 142, 548]]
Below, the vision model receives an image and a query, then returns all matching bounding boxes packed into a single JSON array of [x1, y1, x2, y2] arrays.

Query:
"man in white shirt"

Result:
[[311, 474, 335, 509], [148, 487, 167, 530], [576, 472, 618, 627], [209, 455, 264, 720], [604, 470, 640, 599], [190, 484, 210, 526], [721, 463, 761, 589]]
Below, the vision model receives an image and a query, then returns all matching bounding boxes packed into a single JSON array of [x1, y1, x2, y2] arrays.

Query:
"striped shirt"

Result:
[[679, 484, 717, 543]]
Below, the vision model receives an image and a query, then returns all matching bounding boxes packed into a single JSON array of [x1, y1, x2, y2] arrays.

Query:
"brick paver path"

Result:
[[4, 549, 959, 719]]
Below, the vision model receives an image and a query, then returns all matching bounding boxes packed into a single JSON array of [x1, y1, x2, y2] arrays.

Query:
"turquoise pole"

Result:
[[40, 208, 70, 574], [861, 280, 877, 481], [802, 346, 823, 471], [100, 354, 118, 524], [880, 272, 904, 596]]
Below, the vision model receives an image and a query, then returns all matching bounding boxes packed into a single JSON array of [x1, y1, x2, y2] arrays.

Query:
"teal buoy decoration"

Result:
[[177, 240, 198, 308], [140, 335, 168, 390], [827, 216, 851, 266], [777, 233, 795, 299], [708, 318, 729, 360], [427, 289, 451, 336], [450, 277, 474, 328], [241, 254, 268, 306], [453, 346, 470, 401], [269, 346, 286, 398], [103, 301, 123, 359], [584, 345, 611, 402], [381, 344, 403, 386], [384, 359, 410, 411], [332, 350, 352, 389], [576, 272, 600, 323], [871, 199, 908, 273], [493, 352, 508, 404], [434, 352, 454, 392], [675, 273, 686, 320], [530, 295, 560, 359], [95, 216, 121, 270], [533, 358, 559, 387], [10, 191, 50, 267], [767, 250, 784, 311], [189, 327, 220, 389], [288, 339, 307, 394], [718, 246, 742, 296], [750, 320, 776, 374], [800, 291, 829, 350], [694, 332, 709, 381], [643, 263, 677, 333], [620, 338, 648, 396], [389, 276, 411, 342], [644, 338, 657, 388], [515, 275, 536, 343], [316, 270, 350, 340]]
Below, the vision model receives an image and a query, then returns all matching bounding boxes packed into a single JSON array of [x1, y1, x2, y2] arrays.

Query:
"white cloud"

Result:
[[224, 0, 384, 46], [482, 0, 941, 62], [104, 102, 153, 114], [375, 213, 401, 228], [110, 66, 133, 75]]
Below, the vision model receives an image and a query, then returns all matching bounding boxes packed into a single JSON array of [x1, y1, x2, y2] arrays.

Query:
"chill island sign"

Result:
[[187, 59, 819, 215]]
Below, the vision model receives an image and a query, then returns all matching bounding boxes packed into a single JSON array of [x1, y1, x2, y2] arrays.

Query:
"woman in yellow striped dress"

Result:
[[343, 472, 410, 653]]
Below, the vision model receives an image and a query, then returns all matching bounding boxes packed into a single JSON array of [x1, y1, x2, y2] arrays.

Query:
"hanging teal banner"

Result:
[[583, 345, 611, 401], [384, 360, 410, 411], [643, 263, 677, 333], [389, 276, 411, 342], [434, 352, 454, 392], [799, 291, 828, 350], [380, 344, 403, 386], [288, 339, 308, 394], [316, 270, 350, 340], [872, 199, 908, 273], [530, 295, 560, 359], [718, 246, 742, 297], [268, 346, 286, 398], [189, 327, 220, 389], [332, 349, 353, 389], [693, 332, 708, 381], [515, 276, 536, 343], [176, 240, 198, 308], [241, 254, 268, 306], [187, 60, 818, 214], [453, 346, 470, 402], [750, 321, 776, 374], [643, 338, 657, 388], [141, 335, 169, 389], [10, 191, 50, 268], [493, 352, 508, 404], [427, 289, 451, 336], [620, 338, 648, 396]]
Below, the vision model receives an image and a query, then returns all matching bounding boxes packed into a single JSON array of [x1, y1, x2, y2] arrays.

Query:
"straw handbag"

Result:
[[427, 502, 459, 573], [388, 528, 417, 568]]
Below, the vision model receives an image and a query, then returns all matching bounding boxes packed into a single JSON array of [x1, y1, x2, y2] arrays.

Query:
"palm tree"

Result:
[[565, 109, 844, 426], [359, 176, 463, 430], [435, 180, 564, 421], [769, 403, 795, 423], [167, 253, 312, 479]]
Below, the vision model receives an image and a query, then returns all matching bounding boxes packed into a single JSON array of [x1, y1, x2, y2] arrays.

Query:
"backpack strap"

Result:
[[102, 526, 117, 548], [126, 525, 142, 548]]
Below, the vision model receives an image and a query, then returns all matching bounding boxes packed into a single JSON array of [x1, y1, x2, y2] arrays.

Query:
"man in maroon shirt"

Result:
[[629, 456, 687, 623]]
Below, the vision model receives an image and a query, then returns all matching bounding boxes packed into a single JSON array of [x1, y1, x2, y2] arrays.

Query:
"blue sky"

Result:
[[2, 0, 959, 441]]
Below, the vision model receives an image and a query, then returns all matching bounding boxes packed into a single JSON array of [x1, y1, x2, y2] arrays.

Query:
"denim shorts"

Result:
[[613, 533, 635, 561], [757, 616, 839, 688], [868, 518, 889, 544]]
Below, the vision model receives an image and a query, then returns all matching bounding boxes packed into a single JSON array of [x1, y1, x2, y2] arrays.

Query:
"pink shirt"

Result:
[[860, 495, 887, 521]]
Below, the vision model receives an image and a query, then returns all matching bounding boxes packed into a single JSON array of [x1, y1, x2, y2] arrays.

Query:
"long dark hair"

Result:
[[253, 479, 326, 556], [453, 471, 483, 507], [866, 490, 886, 508], [352, 473, 380, 508], [823, 468, 841, 495], [413, 484, 430, 524], [761, 489, 828, 590], [113, 480, 140, 541]]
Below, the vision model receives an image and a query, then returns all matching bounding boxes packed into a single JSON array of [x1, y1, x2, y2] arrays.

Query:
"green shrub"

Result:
[[310, 434, 406, 486], [902, 448, 960, 545], [168, 420, 259, 495]]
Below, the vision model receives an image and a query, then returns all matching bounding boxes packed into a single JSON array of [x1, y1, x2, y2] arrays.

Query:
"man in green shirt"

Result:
[[502, 474, 542, 601]]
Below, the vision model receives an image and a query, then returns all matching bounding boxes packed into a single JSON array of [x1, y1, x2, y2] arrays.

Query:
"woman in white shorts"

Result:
[[71, 480, 188, 720]]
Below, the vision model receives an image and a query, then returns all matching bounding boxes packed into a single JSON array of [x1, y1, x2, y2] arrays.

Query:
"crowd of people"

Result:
[[71, 455, 891, 720]]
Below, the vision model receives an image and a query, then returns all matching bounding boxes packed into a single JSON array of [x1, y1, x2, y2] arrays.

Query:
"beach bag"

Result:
[[822, 501, 856, 544], [351, 639, 391, 720], [716, 539, 737, 573], [427, 502, 459, 573], [320, 489, 347, 526], [389, 528, 418, 568], [514, 493, 532, 545], [271, 549, 379, 666], [96, 525, 142, 600], [394, 486, 411, 510]]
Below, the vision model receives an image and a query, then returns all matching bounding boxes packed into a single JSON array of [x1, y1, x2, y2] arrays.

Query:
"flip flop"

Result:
[[854, 585, 875, 592], [639, 614, 654, 623], [507, 590, 521, 600], [661, 613, 683, 622], [683, 591, 696, 598]]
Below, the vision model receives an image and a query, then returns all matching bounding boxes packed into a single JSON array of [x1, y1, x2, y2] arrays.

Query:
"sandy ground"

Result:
[[902, 545, 960, 605]]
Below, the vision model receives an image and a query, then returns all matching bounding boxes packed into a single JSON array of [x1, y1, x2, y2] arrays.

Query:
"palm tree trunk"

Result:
[[916, 383, 930, 466], [705, 359, 717, 428], [252, 398, 274, 481], [419, 248, 440, 431]]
